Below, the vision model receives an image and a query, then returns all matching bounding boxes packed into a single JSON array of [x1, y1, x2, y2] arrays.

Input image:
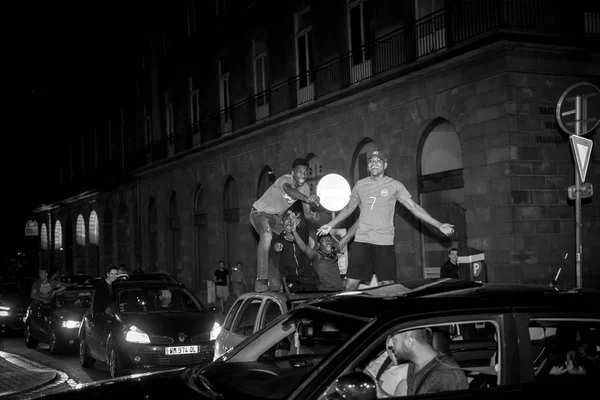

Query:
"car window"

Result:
[[224, 299, 243, 331], [529, 318, 600, 381], [320, 319, 501, 399], [56, 290, 94, 309], [262, 299, 283, 328], [117, 287, 204, 313], [231, 298, 262, 337]]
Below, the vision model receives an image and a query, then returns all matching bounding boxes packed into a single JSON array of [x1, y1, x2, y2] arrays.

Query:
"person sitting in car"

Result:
[[158, 289, 173, 308], [550, 342, 600, 376], [385, 328, 468, 396]]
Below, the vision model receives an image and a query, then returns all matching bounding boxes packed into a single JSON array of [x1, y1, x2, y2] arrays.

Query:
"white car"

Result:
[[214, 290, 337, 360]]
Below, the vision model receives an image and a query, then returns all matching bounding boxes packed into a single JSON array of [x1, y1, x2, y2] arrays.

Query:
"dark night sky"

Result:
[[5, 3, 141, 254]]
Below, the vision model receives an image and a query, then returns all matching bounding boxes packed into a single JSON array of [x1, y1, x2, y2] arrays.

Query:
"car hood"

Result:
[[118, 311, 215, 339], [53, 308, 89, 321]]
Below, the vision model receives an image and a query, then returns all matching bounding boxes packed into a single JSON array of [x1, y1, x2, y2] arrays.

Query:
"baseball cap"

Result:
[[368, 150, 386, 162]]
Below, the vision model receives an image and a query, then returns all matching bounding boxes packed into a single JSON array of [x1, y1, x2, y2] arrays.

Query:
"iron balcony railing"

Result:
[[81, 0, 600, 184]]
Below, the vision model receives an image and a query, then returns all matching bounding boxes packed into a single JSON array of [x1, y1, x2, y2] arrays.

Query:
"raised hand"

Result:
[[438, 223, 454, 236], [317, 224, 332, 236], [307, 194, 320, 206]]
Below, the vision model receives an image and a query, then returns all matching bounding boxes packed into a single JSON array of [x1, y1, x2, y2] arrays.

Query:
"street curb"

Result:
[[0, 351, 59, 399]]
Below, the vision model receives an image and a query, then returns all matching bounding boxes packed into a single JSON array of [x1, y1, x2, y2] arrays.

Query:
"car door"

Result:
[[224, 296, 264, 353], [258, 298, 285, 331], [87, 305, 115, 362], [214, 297, 245, 359]]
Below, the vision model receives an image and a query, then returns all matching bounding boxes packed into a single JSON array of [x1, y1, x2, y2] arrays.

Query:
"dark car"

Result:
[[57, 274, 93, 286], [78, 280, 219, 378], [0, 280, 31, 333], [24, 286, 95, 353], [35, 279, 600, 400]]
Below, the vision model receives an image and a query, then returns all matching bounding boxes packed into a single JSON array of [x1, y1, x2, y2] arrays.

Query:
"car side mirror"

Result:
[[332, 372, 376, 400]]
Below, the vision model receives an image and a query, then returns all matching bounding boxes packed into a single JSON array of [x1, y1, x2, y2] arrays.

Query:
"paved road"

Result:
[[0, 332, 111, 394]]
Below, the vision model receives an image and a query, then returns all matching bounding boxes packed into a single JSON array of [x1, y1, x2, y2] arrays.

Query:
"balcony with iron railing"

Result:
[[60, 0, 599, 199]]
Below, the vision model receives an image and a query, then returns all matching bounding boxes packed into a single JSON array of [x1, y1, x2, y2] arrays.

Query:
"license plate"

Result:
[[165, 345, 198, 355]]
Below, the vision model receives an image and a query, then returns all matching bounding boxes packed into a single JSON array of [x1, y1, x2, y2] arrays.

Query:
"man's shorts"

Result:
[[346, 242, 396, 281], [216, 284, 229, 301]]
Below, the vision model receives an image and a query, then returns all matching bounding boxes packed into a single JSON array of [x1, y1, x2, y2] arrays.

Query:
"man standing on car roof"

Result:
[[30, 267, 65, 305], [317, 150, 454, 291], [250, 157, 321, 292]]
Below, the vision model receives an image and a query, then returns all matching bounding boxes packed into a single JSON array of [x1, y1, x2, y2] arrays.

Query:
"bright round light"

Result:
[[317, 173, 351, 212]]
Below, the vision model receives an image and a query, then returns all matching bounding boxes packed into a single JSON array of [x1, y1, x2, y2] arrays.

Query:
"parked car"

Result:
[[0, 280, 31, 333], [56, 274, 93, 286], [116, 272, 181, 283], [24, 286, 95, 353], [214, 289, 339, 360], [36, 279, 600, 399], [78, 280, 219, 378]]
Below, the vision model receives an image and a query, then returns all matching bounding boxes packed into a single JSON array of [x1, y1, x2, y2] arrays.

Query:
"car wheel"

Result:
[[49, 328, 60, 354], [79, 336, 95, 368], [24, 323, 38, 349], [108, 345, 123, 378]]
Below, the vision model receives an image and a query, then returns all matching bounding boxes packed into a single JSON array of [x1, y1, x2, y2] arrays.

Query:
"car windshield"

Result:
[[58, 275, 92, 285], [56, 290, 94, 309], [191, 306, 370, 399], [117, 287, 205, 314]]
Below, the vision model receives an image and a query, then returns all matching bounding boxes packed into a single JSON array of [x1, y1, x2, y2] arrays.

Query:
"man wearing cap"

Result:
[[317, 150, 454, 291], [250, 157, 321, 292]]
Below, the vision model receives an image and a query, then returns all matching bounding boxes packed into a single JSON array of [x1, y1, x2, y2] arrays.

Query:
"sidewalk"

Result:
[[0, 351, 58, 399]]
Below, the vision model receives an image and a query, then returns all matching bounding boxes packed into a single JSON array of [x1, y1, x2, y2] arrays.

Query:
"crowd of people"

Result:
[[244, 151, 455, 295]]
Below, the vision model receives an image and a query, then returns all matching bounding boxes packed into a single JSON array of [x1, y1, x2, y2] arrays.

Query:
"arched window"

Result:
[[418, 120, 465, 277], [54, 220, 63, 250], [351, 139, 378, 185], [305, 153, 323, 195], [169, 192, 181, 275], [223, 177, 240, 268], [194, 185, 208, 294], [41, 223, 48, 250], [257, 166, 275, 198], [89, 211, 99, 245], [76, 214, 86, 245], [117, 202, 129, 270], [148, 199, 158, 272]]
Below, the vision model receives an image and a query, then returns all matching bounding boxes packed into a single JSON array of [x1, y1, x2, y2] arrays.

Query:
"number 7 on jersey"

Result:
[[369, 196, 376, 209]]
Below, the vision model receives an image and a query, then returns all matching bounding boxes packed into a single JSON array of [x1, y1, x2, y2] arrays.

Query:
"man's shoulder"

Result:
[[275, 174, 293, 184]]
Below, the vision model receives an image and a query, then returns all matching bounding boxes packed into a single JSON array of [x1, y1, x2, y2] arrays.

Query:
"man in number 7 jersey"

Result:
[[317, 150, 454, 291]]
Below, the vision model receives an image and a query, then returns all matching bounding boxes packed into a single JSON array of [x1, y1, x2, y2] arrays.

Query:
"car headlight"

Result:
[[61, 320, 81, 329], [210, 322, 222, 341], [125, 325, 150, 344]]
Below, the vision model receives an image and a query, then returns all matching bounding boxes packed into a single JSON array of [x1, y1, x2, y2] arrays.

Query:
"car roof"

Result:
[[234, 289, 341, 306], [307, 280, 600, 318], [112, 280, 185, 289], [62, 285, 95, 292]]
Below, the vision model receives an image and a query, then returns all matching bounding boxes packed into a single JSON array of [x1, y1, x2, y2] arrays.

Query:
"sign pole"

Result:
[[574, 95, 582, 289]]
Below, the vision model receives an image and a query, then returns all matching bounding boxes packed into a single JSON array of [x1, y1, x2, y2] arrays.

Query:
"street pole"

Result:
[[575, 95, 582, 288]]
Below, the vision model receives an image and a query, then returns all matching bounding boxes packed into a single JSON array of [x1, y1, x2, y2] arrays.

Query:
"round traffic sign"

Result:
[[316, 173, 351, 212], [556, 82, 600, 136]]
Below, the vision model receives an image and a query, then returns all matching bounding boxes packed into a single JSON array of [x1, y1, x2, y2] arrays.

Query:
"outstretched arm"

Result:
[[337, 220, 359, 251], [282, 183, 320, 206], [402, 198, 454, 236], [290, 218, 317, 261], [317, 196, 360, 235]]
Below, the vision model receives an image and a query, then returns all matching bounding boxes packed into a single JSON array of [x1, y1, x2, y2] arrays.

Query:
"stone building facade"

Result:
[[32, 1, 600, 300]]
